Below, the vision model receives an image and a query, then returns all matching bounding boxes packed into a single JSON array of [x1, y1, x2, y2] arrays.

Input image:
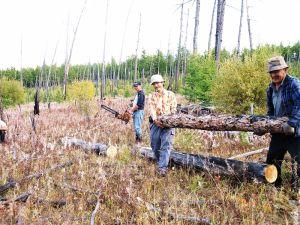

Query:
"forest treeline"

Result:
[[0, 43, 299, 114]]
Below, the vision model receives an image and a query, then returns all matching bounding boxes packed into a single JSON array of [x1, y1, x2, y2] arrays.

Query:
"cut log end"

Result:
[[106, 146, 117, 158], [264, 165, 278, 183]]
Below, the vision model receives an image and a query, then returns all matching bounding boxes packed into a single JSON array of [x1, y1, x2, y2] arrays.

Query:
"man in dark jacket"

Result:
[[128, 81, 145, 143], [266, 56, 300, 190]]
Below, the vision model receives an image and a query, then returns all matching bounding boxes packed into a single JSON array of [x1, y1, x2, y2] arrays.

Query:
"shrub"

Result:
[[183, 55, 216, 103], [67, 81, 96, 119], [0, 78, 25, 108], [211, 46, 280, 114]]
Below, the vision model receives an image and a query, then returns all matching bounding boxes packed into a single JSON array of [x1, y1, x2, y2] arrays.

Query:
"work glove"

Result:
[[282, 122, 295, 135]]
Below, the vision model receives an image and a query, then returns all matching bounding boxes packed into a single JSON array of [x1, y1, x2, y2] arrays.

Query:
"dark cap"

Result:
[[133, 81, 141, 87]]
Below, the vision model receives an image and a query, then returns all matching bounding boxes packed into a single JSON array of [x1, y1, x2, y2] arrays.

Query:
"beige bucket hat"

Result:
[[267, 56, 289, 73]]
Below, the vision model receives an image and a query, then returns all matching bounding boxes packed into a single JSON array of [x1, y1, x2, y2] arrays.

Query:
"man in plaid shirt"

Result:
[[148, 74, 177, 176], [265, 56, 300, 192]]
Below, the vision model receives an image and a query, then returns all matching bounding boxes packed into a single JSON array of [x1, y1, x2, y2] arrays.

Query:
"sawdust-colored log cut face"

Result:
[[0, 120, 7, 131], [264, 165, 278, 183], [106, 146, 118, 158]]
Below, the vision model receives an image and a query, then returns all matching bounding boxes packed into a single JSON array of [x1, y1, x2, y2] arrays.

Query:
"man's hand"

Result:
[[282, 122, 295, 135], [154, 119, 163, 128]]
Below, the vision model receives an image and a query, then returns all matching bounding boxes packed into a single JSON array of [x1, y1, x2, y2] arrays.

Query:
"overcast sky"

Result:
[[0, 0, 299, 69]]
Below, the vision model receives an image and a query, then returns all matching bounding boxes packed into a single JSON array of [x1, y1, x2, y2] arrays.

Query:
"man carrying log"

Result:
[[265, 56, 300, 190], [128, 81, 145, 143], [148, 74, 177, 176]]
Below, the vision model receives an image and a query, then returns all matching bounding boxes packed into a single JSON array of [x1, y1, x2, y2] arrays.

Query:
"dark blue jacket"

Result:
[[267, 75, 300, 136], [136, 90, 145, 110]]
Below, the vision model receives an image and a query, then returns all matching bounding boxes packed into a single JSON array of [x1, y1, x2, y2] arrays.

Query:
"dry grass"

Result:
[[0, 98, 296, 224]]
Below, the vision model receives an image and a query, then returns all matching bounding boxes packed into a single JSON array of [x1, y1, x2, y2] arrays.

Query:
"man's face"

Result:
[[269, 69, 287, 85], [152, 82, 163, 92], [134, 85, 141, 92]]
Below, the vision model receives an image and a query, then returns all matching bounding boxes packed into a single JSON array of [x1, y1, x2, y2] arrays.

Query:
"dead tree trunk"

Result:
[[0, 94, 4, 121], [175, 0, 184, 91], [215, 0, 226, 70], [101, 0, 109, 100], [237, 0, 244, 55], [20, 37, 23, 86], [63, 0, 87, 99], [134, 13, 141, 81], [246, 0, 253, 51], [158, 114, 287, 134], [34, 58, 45, 115], [138, 147, 277, 183], [208, 0, 217, 55], [61, 137, 117, 158], [193, 0, 200, 54]]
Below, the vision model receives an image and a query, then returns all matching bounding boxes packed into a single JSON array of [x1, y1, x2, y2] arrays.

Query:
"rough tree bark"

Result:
[[138, 147, 277, 183], [158, 114, 288, 134]]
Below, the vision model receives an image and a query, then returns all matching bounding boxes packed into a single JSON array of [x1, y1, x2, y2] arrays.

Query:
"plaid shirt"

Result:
[[148, 89, 177, 121], [267, 75, 300, 135]]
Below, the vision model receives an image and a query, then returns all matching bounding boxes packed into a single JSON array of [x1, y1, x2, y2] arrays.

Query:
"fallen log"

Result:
[[138, 147, 277, 183], [62, 137, 117, 158], [158, 114, 288, 133], [0, 161, 73, 195]]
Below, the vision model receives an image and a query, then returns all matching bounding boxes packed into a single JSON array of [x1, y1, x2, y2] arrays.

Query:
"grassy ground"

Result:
[[0, 98, 298, 224]]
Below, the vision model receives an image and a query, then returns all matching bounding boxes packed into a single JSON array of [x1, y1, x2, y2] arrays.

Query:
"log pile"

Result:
[[159, 114, 287, 134]]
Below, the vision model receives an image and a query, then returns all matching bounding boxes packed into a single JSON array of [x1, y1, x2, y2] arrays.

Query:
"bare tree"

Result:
[[20, 36, 23, 86], [34, 58, 46, 115], [193, 0, 200, 54], [101, 0, 109, 99], [63, 0, 88, 99], [208, 0, 217, 55], [246, 0, 253, 51], [237, 0, 244, 55], [0, 94, 4, 121], [46, 41, 59, 109], [117, 0, 135, 88], [134, 13, 142, 81], [215, 0, 226, 70], [183, 9, 189, 84], [175, 0, 184, 90]]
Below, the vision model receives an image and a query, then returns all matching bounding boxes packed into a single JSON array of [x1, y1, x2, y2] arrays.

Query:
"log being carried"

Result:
[[158, 114, 288, 134]]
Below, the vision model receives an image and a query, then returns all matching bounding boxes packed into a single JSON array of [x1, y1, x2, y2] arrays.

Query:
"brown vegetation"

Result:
[[0, 98, 296, 224]]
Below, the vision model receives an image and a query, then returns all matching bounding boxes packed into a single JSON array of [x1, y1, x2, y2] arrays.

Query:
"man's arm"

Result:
[[288, 80, 300, 128], [148, 94, 157, 121]]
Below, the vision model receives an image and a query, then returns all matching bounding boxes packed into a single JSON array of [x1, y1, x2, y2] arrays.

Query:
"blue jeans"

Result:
[[133, 110, 144, 139], [150, 123, 175, 170]]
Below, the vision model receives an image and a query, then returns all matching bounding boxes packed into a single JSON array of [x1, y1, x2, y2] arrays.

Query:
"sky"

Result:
[[0, 0, 299, 69]]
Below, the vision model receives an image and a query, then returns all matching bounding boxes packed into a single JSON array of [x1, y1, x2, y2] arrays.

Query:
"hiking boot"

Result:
[[156, 168, 168, 177]]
